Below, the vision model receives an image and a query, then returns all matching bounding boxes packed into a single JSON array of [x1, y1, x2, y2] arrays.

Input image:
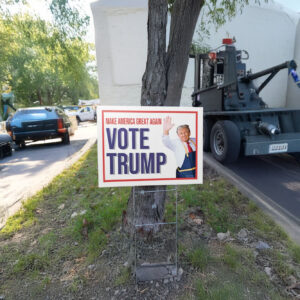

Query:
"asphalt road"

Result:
[[205, 152, 300, 244], [0, 122, 97, 228]]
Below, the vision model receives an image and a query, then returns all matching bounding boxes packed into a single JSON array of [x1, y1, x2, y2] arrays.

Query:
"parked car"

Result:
[[0, 133, 12, 158], [65, 105, 96, 124], [6, 107, 71, 148]]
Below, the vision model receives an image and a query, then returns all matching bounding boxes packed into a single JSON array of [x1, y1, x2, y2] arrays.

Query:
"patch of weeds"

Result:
[[249, 211, 288, 241], [223, 244, 241, 269], [195, 278, 244, 300], [39, 232, 57, 254], [270, 249, 295, 280], [290, 244, 300, 264], [42, 275, 51, 286], [13, 253, 49, 274], [87, 229, 108, 262], [68, 275, 86, 293], [187, 244, 211, 271], [114, 267, 131, 286]]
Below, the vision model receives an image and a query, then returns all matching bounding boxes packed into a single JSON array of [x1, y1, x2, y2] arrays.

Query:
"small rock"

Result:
[[71, 212, 78, 218], [169, 277, 174, 282], [264, 267, 272, 277], [163, 278, 169, 284], [123, 261, 129, 267], [155, 282, 159, 287], [193, 218, 203, 225], [105, 287, 110, 292], [178, 268, 183, 276], [253, 250, 259, 258], [88, 264, 95, 270], [114, 290, 119, 296], [58, 204, 65, 210], [80, 210, 87, 215], [256, 241, 270, 250], [286, 275, 297, 286], [237, 228, 248, 240], [122, 289, 126, 293], [150, 280, 153, 284], [217, 231, 230, 241], [74, 242, 78, 246]]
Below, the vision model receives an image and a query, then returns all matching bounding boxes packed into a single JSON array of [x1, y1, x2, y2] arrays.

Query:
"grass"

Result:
[[0, 145, 299, 299], [187, 244, 211, 271]]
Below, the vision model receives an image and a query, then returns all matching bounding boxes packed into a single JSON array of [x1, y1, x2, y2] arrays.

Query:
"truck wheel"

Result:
[[203, 118, 213, 152], [210, 120, 240, 163], [62, 132, 70, 145]]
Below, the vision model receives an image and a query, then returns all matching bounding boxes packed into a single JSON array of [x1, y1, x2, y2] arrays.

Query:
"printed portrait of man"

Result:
[[162, 116, 196, 178]]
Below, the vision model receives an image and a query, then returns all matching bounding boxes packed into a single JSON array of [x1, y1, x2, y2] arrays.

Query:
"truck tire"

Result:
[[203, 118, 214, 152], [210, 120, 240, 163], [62, 132, 70, 145]]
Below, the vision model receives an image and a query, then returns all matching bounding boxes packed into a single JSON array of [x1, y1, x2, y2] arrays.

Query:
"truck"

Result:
[[64, 105, 96, 124], [191, 38, 300, 163]]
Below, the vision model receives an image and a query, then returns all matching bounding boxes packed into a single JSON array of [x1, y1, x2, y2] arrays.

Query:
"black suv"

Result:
[[6, 107, 71, 148]]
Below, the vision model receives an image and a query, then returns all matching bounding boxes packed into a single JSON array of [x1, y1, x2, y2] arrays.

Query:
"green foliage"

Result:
[[187, 245, 211, 271], [0, 7, 98, 107], [13, 253, 49, 274], [114, 267, 131, 286]]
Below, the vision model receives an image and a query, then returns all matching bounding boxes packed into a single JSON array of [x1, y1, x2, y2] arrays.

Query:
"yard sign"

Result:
[[97, 106, 203, 187]]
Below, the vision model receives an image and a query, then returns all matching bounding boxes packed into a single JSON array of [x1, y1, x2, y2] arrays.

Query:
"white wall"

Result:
[[286, 18, 300, 108], [91, 0, 148, 106], [92, 0, 299, 108]]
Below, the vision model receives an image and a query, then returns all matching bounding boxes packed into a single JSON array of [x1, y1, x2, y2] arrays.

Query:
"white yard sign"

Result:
[[97, 106, 203, 187]]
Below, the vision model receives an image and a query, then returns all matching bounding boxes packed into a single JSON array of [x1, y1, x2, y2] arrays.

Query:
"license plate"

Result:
[[269, 143, 288, 153]]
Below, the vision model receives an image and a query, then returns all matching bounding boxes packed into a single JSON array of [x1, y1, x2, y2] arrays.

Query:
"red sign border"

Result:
[[101, 109, 198, 183]]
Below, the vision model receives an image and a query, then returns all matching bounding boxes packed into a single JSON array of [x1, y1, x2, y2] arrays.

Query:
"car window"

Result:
[[87, 107, 90, 111]]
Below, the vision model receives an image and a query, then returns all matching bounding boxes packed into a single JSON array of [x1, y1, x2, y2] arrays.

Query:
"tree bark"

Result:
[[125, 0, 168, 236], [141, 0, 168, 106], [165, 0, 204, 106], [125, 0, 203, 235]]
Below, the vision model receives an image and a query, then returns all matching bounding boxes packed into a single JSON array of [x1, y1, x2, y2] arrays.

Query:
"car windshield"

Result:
[[13, 109, 50, 121]]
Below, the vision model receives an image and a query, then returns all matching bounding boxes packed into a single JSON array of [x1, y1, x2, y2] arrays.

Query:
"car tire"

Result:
[[76, 117, 80, 125], [203, 118, 214, 152], [0, 148, 3, 159], [62, 132, 70, 145], [210, 120, 240, 163], [7, 144, 12, 156]]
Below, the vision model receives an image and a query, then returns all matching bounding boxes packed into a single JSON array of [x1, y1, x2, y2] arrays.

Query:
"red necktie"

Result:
[[187, 141, 193, 153]]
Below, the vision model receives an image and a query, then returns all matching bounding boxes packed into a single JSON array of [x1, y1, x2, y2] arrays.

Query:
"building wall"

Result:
[[91, 0, 299, 108], [91, 0, 148, 106], [286, 18, 300, 108]]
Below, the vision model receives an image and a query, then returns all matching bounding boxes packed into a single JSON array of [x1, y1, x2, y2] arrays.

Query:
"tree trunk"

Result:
[[125, 0, 203, 235], [141, 0, 168, 106], [125, 0, 168, 235], [37, 89, 43, 105], [165, 0, 204, 106]]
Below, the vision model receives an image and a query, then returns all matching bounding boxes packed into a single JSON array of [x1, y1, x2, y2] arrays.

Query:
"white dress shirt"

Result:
[[162, 135, 196, 168]]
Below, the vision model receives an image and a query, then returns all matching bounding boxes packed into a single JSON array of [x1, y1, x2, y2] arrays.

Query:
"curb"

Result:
[[204, 153, 300, 245], [0, 137, 97, 230]]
